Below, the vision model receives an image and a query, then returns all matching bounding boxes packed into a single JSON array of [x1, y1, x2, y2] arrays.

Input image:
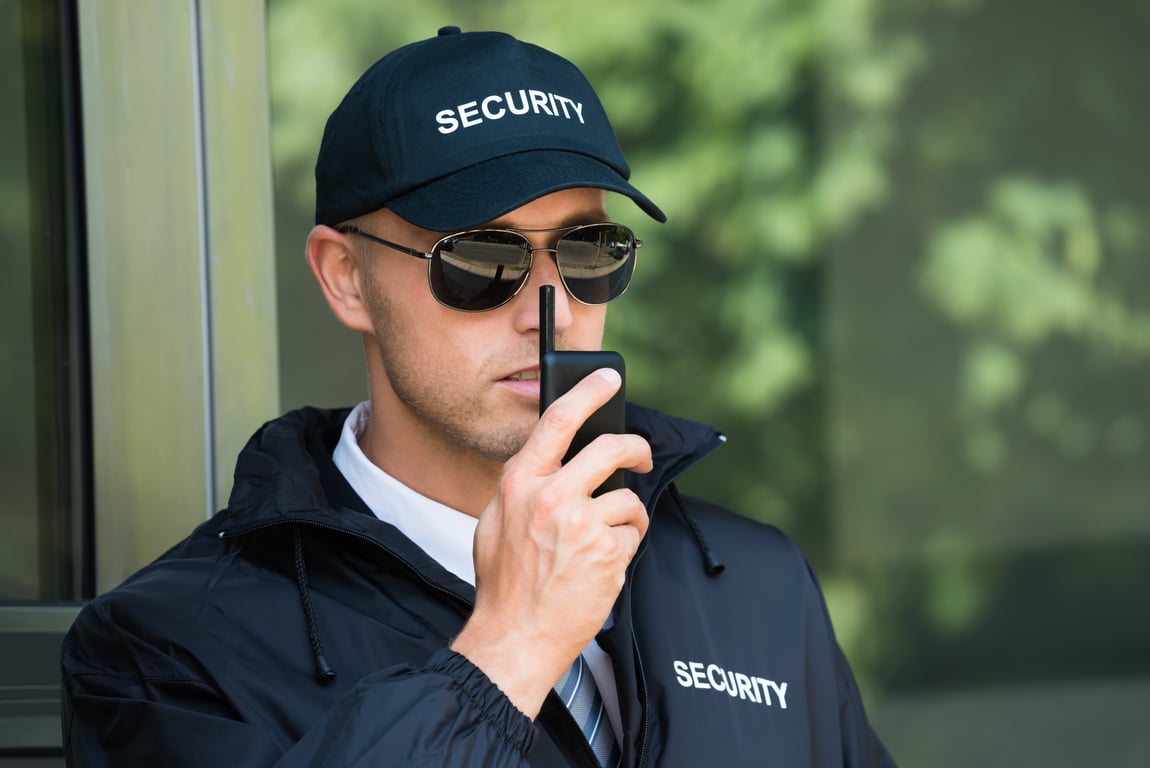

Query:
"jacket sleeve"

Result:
[[833, 641, 898, 768], [798, 554, 897, 768], [63, 611, 536, 768]]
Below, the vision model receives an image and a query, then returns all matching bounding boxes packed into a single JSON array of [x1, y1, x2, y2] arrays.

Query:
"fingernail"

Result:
[[597, 368, 621, 386]]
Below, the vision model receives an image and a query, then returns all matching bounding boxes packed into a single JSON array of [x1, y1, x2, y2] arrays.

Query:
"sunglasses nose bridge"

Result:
[[522, 246, 565, 294], [521, 232, 559, 266]]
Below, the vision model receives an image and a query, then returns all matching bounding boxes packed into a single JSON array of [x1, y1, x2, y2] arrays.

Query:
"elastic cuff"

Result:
[[426, 648, 538, 755]]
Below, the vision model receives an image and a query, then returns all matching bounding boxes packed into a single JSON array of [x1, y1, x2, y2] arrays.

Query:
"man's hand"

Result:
[[450, 367, 653, 718]]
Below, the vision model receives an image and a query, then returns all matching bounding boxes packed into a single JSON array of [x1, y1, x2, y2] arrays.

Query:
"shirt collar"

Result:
[[332, 401, 478, 586]]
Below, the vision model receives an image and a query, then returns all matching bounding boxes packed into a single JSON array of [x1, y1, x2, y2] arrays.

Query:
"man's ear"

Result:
[[306, 225, 374, 332]]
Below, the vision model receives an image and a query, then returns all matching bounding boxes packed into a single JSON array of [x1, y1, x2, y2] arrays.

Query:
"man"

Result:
[[62, 27, 894, 767]]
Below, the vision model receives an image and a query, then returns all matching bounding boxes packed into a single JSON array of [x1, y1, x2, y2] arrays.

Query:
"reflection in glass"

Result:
[[0, 0, 88, 602]]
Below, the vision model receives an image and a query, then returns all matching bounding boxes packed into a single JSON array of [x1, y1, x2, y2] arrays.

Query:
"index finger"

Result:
[[523, 367, 623, 474]]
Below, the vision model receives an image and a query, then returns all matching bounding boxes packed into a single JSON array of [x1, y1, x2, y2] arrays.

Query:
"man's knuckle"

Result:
[[499, 466, 530, 497], [535, 482, 567, 512], [541, 403, 578, 433]]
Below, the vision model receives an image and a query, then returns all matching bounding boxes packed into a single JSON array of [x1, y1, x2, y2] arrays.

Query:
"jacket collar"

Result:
[[218, 403, 724, 532]]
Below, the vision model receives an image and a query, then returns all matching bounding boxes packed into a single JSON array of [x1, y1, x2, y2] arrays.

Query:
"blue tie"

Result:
[[555, 653, 621, 768]]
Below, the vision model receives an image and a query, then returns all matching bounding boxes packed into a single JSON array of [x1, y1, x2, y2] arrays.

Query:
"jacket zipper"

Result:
[[219, 517, 474, 608], [628, 432, 725, 768]]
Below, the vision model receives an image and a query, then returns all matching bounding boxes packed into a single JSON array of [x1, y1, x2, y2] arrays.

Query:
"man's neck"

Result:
[[357, 400, 503, 519]]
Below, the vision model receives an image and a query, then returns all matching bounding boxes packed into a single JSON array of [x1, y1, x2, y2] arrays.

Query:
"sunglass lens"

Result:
[[556, 224, 636, 305], [429, 232, 531, 311]]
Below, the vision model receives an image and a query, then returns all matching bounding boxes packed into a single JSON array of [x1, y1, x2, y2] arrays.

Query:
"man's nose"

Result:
[[514, 252, 573, 335]]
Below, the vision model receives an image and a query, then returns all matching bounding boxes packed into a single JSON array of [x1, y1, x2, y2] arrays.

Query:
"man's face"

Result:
[[358, 187, 612, 465]]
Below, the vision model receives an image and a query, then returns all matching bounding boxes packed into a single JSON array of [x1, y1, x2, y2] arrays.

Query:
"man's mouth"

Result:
[[504, 370, 540, 382]]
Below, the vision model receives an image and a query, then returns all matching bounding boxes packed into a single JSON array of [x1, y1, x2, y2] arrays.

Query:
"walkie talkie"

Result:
[[538, 285, 626, 495]]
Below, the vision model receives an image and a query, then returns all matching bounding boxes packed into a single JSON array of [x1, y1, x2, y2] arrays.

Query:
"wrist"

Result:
[[450, 621, 572, 719], [425, 648, 539, 754]]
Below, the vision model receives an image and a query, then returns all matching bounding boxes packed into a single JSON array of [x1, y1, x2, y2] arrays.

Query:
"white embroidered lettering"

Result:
[[706, 664, 726, 692], [481, 95, 505, 120], [436, 109, 459, 135], [528, 89, 552, 115], [434, 88, 585, 132], [746, 675, 762, 704], [689, 661, 709, 690], [458, 100, 482, 128], [735, 673, 754, 701], [767, 680, 788, 710], [505, 89, 530, 115], [672, 659, 792, 715]]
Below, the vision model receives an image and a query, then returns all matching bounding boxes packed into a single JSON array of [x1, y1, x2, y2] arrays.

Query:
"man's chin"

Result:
[[465, 420, 535, 465]]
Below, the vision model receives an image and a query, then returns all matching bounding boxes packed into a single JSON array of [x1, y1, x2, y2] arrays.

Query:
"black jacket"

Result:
[[62, 405, 894, 767]]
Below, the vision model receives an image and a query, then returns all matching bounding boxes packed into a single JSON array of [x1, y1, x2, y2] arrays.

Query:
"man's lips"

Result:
[[502, 368, 540, 382], [498, 367, 542, 398]]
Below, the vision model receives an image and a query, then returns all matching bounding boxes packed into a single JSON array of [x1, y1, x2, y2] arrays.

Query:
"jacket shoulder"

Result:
[[64, 535, 217, 674], [662, 488, 811, 572], [62, 521, 282, 680]]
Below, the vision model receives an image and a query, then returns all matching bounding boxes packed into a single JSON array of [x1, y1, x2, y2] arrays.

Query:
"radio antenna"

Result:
[[539, 285, 555, 357]]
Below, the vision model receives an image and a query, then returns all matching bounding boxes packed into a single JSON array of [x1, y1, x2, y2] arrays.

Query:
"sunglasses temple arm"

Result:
[[539, 285, 555, 357]]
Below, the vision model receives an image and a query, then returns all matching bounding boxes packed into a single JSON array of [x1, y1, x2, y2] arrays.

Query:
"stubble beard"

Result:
[[364, 285, 533, 465]]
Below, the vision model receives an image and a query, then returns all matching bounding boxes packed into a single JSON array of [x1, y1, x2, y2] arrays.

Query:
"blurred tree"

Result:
[[823, 0, 1150, 705]]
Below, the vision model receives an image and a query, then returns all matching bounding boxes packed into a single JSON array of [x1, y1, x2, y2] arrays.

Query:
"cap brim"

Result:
[[385, 149, 666, 232]]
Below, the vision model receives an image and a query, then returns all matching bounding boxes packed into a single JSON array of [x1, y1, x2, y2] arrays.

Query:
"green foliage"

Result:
[[922, 178, 1149, 354], [918, 177, 1149, 474]]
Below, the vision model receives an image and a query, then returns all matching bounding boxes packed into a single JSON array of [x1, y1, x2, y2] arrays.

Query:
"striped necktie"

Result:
[[554, 653, 621, 768]]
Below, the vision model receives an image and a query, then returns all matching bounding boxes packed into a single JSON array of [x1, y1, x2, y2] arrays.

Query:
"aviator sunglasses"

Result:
[[337, 222, 641, 312]]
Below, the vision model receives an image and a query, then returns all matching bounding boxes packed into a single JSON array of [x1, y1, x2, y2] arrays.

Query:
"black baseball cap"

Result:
[[314, 26, 665, 231]]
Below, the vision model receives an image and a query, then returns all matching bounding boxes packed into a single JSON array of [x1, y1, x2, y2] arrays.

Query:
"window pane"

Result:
[[824, 0, 1150, 763], [0, 0, 87, 603]]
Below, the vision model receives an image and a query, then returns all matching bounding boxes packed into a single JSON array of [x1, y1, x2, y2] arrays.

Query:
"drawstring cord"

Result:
[[293, 526, 337, 683], [668, 484, 725, 576]]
